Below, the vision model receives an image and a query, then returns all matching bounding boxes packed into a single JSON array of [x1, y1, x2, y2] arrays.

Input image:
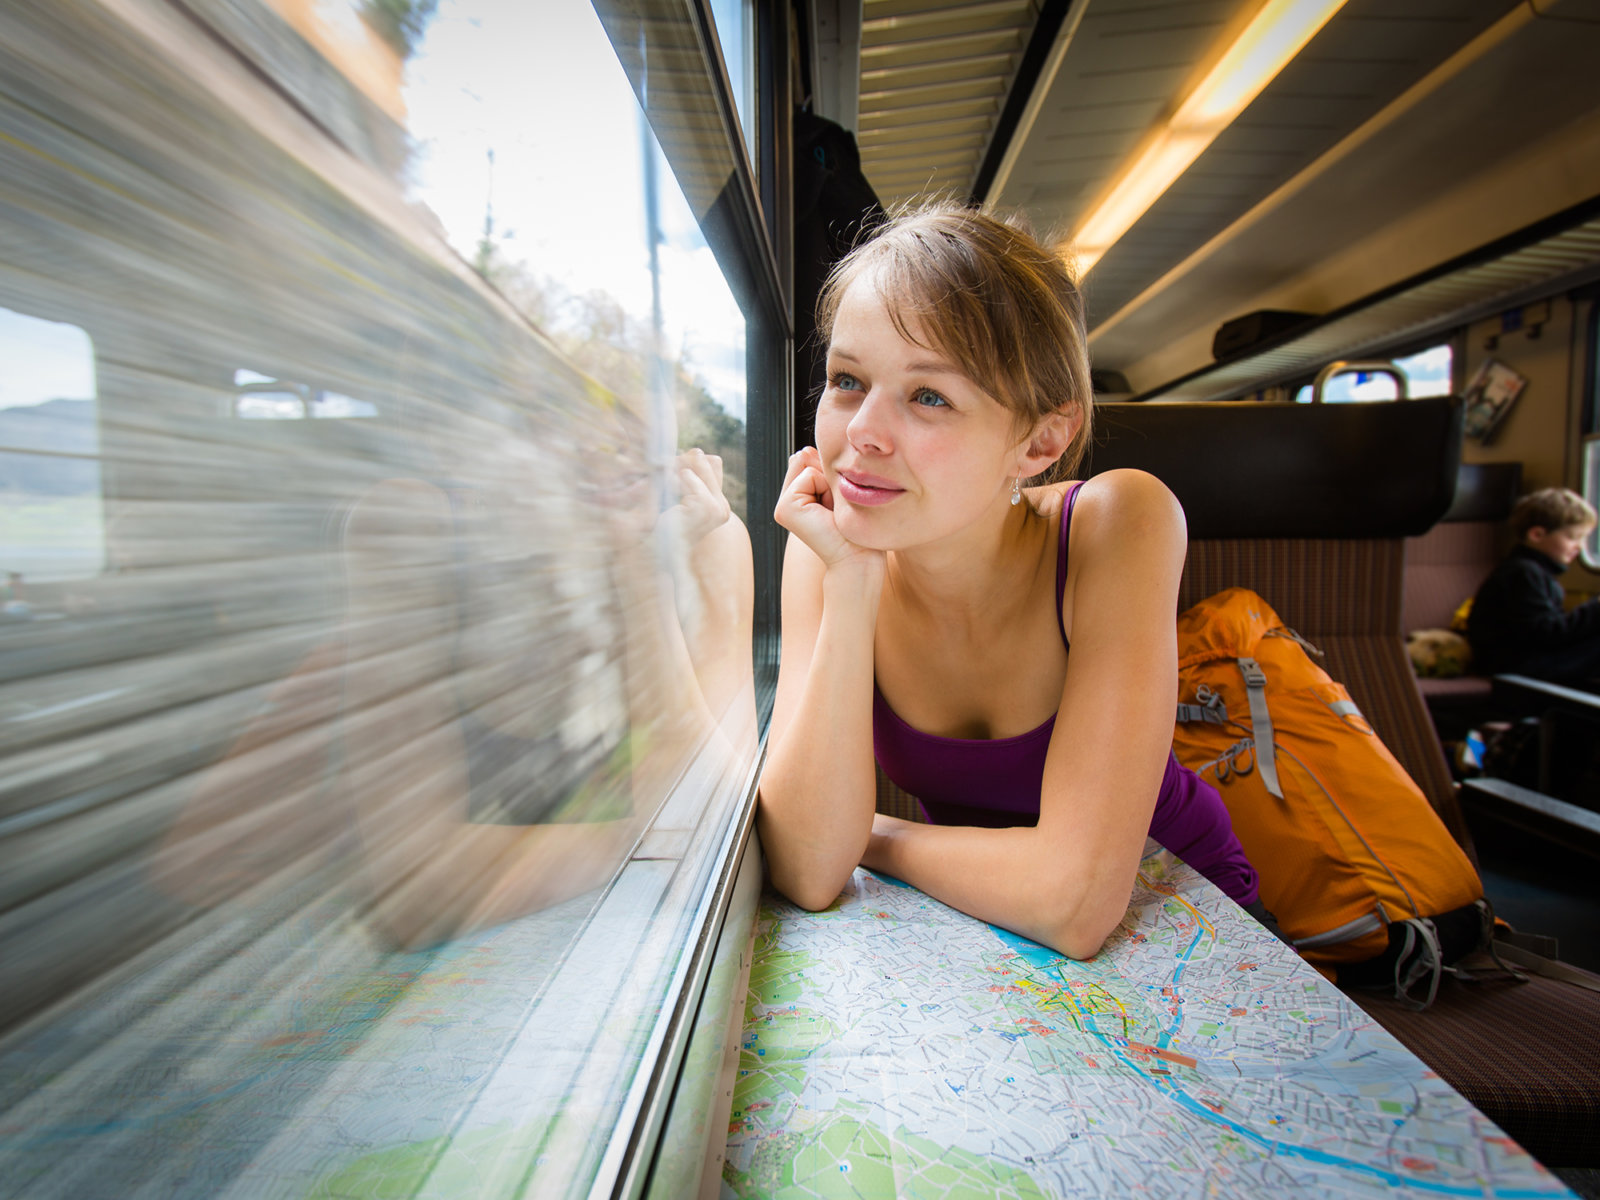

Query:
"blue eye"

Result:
[[829, 372, 862, 392], [913, 388, 949, 408]]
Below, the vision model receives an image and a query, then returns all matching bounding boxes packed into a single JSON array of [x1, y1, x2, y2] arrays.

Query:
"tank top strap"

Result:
[[1054, 481, 1085, 649]]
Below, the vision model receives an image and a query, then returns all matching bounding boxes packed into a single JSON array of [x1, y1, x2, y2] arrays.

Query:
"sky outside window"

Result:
[[401, 0, 748, 423]]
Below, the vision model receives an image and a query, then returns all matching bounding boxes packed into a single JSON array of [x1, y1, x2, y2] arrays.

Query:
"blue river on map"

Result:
[[979, 913, 1563, 1197]]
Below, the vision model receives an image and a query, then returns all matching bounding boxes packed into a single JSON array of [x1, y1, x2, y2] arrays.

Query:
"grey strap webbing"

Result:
[[1176, 688, 1228, 725], [1236, 657, 1282, 799]]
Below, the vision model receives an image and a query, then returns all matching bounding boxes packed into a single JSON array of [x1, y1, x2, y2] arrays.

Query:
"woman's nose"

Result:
[[846, 388, 893, 455]]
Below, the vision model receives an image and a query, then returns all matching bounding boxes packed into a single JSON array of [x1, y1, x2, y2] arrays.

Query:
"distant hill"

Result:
[[0, 398, 99, 495]]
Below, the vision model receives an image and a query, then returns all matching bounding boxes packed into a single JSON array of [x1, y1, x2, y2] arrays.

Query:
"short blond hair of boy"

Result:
[[1510, 487, 1597, 539]]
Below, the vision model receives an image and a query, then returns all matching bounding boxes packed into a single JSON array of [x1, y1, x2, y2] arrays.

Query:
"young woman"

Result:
[[758, 205, 1263, 960]]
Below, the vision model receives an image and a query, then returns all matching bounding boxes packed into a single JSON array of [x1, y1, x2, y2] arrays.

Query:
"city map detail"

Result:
[[723, 851, 1571, 1200]]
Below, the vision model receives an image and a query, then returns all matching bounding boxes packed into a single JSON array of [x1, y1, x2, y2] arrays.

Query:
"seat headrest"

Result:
[[1079, 398, 1463, 539], [1443, 461, 1521, 522]]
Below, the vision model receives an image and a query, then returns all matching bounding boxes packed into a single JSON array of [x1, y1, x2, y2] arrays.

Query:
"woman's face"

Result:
[[815, 278, 1026, 551]]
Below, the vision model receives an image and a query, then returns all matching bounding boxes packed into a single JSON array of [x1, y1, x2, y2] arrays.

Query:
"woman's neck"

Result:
[[884, 502, 1055, 630]]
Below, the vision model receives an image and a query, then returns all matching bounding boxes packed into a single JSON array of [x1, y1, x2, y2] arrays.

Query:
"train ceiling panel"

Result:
[[1059, 0, 1516, 328], [857, 0, 1040, 205], [848, 0, 1600, 393]]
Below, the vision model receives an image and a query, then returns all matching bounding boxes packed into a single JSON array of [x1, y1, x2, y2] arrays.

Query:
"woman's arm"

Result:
[[861, 470, 1187, 958], [757, 450, 887, 911]]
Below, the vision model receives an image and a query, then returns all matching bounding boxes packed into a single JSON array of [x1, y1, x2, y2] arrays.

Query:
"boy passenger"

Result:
[[758, 204, 1272, 960], [1467, 487, 1600, 687]]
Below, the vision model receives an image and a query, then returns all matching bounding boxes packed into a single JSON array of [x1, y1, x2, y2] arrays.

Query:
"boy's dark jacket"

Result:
[[1467, 544, 1600, 671]]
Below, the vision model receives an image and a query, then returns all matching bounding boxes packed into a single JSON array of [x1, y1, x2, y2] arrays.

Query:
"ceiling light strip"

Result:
[[1070, 0, 1348, 274]]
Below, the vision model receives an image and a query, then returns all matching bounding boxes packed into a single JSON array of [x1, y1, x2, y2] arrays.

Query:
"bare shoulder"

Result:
[[1072, 469, 1185, 543]]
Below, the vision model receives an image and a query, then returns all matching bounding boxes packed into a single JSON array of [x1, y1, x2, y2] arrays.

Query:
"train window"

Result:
[[0, 0, 773, 1196], [711, 0, 758, 161], [1293, 342, 1453, 402], [1583, 439, 1600, 568], [0, 308, 103, 582], [1584, 301, 1600, 569], [233, 370, 380, 420]]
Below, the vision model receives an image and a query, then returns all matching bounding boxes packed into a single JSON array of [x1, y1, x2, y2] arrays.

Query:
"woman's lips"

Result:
[[836, 470, 905, 507]]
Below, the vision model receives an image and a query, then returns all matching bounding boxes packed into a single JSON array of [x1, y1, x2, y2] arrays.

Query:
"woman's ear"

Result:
[[1017, 410, 1081, 478]]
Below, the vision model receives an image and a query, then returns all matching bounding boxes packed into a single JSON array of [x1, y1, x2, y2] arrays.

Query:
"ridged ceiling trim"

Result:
[[857, 0, 1040, 206]]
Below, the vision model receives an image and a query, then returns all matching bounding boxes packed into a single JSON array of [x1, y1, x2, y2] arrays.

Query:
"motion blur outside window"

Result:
[[0, 1, 762, 1197], [1294, 344, 1453, 402]]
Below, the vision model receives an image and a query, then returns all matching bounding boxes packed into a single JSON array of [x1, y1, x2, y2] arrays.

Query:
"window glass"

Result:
[[1394, 343, 1453, 397], [0, 308, 102, 582], [710, 0, 757, 163], [0, 1, 761, 1196], [1583, 436, 1600, 569], [1295, 343, 1453, 402]]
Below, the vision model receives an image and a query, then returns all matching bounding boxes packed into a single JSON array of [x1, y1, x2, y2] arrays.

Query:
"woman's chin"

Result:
[[834, 506, 906, 552]]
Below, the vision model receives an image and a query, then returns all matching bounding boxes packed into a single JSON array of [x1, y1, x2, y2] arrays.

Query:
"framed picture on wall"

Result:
[[1461, 358, 1528, 443]]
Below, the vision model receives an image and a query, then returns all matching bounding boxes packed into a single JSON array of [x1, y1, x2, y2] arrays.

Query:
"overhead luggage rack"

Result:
[[1130, 197, 1600, 404]]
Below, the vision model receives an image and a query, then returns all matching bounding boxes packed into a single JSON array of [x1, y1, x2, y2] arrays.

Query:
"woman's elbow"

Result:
[[765, 859, 848, 913], [1050, 924, 1114, 962], [1036, 887, 1125, 961]]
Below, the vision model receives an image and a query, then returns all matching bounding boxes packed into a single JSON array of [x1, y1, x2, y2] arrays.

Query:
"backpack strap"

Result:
[[1236, 657, 1283, 799], [1176, 685, 1228, 726], [1391, 918, 1445, 1011]]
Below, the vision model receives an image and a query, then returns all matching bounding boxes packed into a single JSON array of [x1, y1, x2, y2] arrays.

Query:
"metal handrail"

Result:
[[1311, 359, 1408, 403]]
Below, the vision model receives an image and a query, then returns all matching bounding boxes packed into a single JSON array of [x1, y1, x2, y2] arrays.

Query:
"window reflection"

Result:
[[0, 0, 759, 1196], [711, 0, 757, 160]]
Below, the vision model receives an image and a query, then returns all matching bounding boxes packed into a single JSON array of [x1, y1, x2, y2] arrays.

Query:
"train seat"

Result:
[[1401, 461, 1523, 739], [1082, 397, 1600, 1168]]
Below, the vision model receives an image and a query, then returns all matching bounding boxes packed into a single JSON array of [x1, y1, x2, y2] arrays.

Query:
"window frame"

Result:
[[0, 2, 791, 1196], [1579, 293, 1600, 571], [576, 1, 791, 1194]]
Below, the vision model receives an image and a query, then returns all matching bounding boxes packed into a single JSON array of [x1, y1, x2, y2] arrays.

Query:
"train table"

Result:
[[722, 847, 1572, 1199]]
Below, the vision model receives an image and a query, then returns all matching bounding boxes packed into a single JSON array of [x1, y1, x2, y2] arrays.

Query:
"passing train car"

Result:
[[0, 0, 1597, 1197]]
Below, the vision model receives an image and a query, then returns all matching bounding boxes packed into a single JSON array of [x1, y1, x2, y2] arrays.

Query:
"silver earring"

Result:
[[1010, 477, 1022, 506]]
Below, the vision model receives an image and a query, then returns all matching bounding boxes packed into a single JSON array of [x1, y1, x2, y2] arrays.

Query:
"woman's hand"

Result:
[[666, 448, 732, 547], [775, 447, 884, 575]]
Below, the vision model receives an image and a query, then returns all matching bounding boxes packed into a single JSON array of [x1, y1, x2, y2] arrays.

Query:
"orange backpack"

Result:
[[1172, 588, 1485, 1001]]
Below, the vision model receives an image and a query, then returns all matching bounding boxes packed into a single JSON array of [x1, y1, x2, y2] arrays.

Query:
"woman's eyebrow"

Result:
[[828, 347, 962, 376]]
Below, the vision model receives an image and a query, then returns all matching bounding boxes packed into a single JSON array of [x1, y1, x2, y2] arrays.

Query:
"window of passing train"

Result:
[[1294, 343, 1453, 402], [0, 1, 766, 1197], [0, 308, 102, 582]]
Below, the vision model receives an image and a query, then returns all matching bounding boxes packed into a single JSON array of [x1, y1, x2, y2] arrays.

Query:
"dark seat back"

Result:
[[1082, 398, 1463, 539]]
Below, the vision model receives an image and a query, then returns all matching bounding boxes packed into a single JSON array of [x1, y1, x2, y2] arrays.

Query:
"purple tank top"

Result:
[[872, 483, 1260, 907]]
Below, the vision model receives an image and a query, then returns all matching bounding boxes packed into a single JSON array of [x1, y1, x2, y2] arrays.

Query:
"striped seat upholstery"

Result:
[[1352, 971, 1600, 1168], [875, 762, 927, 823]]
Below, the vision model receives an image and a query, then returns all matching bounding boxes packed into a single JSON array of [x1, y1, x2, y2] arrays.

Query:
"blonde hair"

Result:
[[816, 202, 1093, 481], [1512, 487, 1597, 537]]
